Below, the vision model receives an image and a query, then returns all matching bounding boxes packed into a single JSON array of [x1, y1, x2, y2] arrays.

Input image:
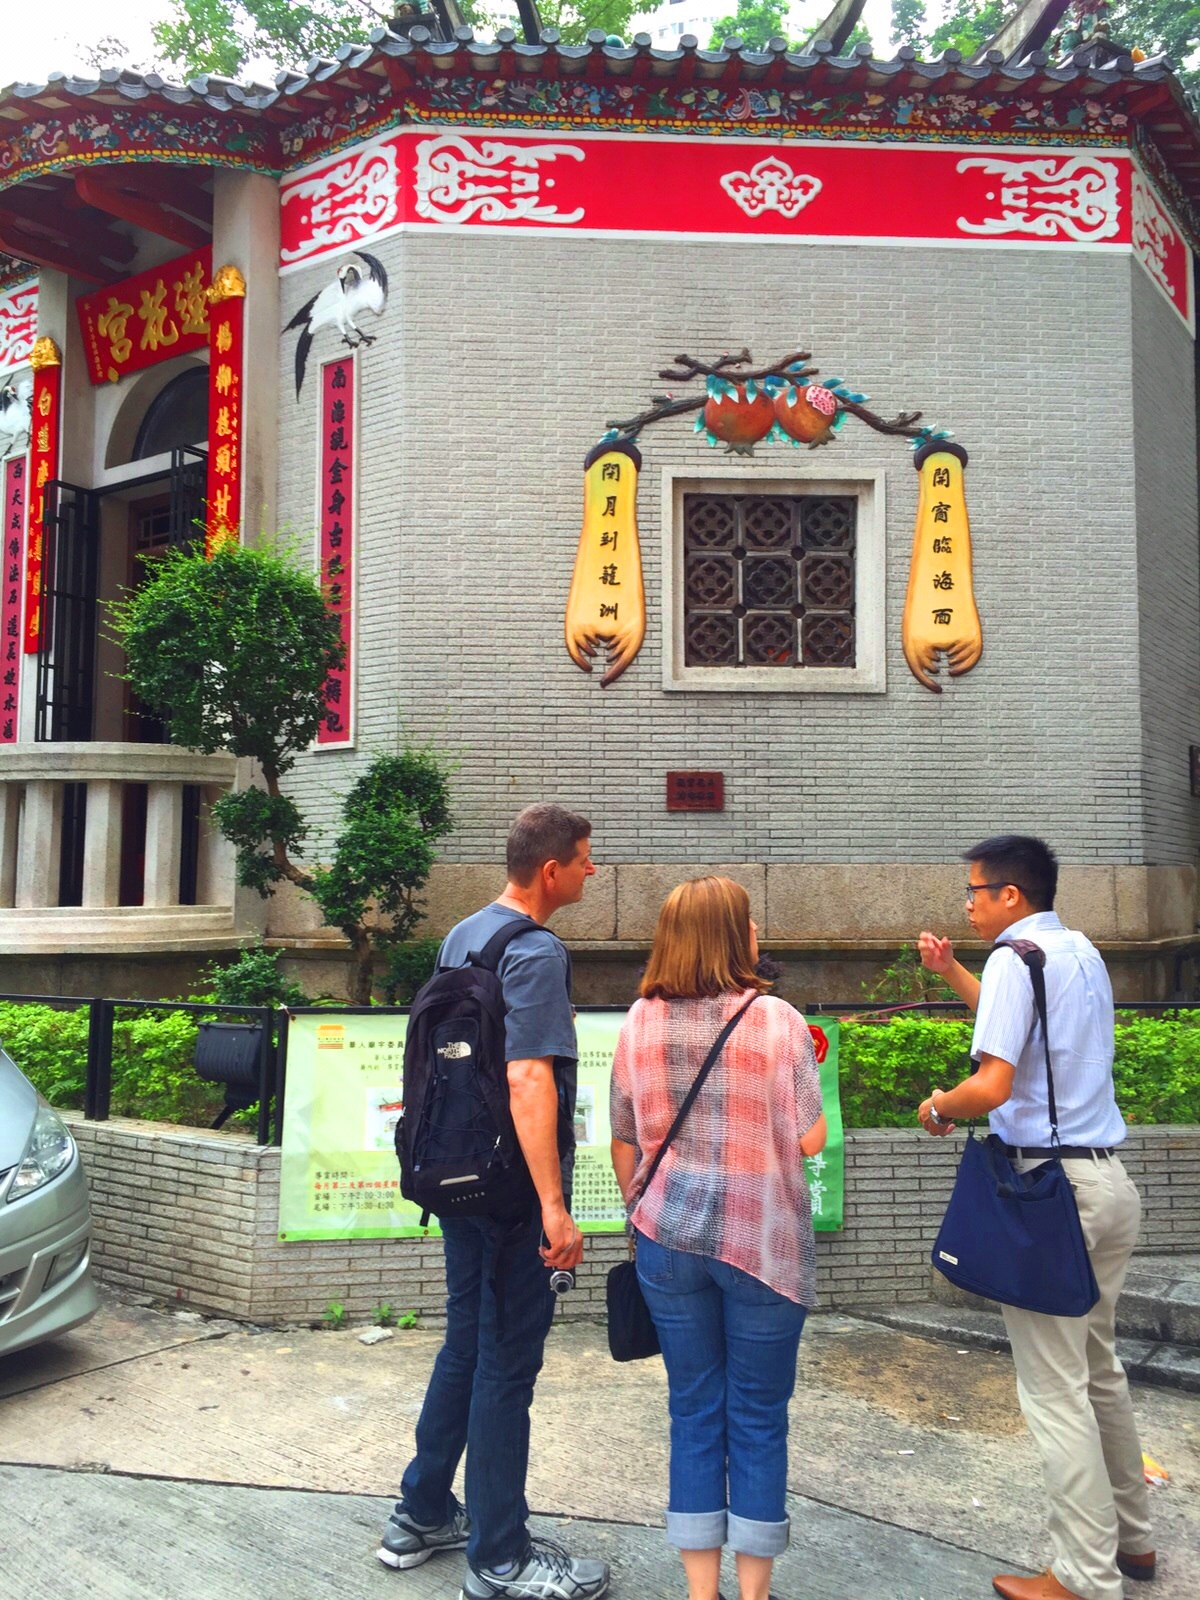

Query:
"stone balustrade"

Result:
[[0, 743, 249, 955]]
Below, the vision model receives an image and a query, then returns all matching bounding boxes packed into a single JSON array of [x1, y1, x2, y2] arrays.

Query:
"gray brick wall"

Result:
[[1130, 263, 1200, 865], [276, 235, 1166, 867], [67, 1117, 1200, 1323]]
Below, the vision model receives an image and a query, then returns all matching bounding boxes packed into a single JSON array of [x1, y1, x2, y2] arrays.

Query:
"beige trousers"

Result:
[[1001, 1154, 1153, 1600]]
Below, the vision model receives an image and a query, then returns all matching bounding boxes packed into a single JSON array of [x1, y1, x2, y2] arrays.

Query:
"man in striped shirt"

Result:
[[916, 835, 1154, 1600]]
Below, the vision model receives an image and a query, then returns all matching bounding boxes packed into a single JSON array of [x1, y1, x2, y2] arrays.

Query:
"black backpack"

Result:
[[396, 915, 544, 1225]]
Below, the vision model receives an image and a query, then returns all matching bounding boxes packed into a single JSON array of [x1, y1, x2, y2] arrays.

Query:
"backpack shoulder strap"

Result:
[[996, 938, 1058, 1142], [470, 913, 543, 973]]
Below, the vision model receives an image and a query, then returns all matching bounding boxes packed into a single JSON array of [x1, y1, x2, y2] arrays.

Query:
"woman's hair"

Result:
[[640, 876, 771, 1000]]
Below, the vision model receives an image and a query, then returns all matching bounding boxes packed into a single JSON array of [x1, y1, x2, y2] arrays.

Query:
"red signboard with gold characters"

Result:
[[318, 354, 354, 746], [205, 265, 246, 551], [25, 337, 61, 654], [76, 247, 211, 385], [2, 455, 26, 739]]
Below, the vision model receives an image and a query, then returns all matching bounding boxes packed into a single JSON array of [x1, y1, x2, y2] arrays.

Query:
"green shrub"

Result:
[[0, 1000, 227, 1126], [838, 1015, 975, 1128], [3, 1000, 1197, 1133], [0, 1002, 91, 1107], [837, 1011, 1200, 1129], [206, 946, 309, 1009], [1113, 1011, 1200, 1125], [381, 937, 440, 1006]]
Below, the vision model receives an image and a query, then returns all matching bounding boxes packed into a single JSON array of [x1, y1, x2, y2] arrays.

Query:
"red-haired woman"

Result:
[[610, 876, 826, 1600]]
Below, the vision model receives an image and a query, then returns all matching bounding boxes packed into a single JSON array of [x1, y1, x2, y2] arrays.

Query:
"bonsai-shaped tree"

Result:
[[110, 538, 452, 1001], [310, 753, 452, 1004]]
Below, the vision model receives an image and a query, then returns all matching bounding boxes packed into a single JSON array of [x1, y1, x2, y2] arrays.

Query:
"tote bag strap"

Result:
[[635, 992, 759, 1205], [996, 938, 1059, 1145]]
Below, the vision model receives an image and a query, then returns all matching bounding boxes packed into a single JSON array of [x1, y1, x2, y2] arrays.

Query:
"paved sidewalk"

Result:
[[0, 1289, 1196, 1600], [0, 1465, 1007, 1600]]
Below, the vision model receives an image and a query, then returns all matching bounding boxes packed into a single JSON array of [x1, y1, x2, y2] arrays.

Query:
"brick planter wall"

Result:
[[66, 1117, 1200, 1325]]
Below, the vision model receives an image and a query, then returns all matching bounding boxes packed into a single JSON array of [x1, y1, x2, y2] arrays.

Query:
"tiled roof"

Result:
[[0, 26, 1192, 116], [0, 26, 1198, 244]]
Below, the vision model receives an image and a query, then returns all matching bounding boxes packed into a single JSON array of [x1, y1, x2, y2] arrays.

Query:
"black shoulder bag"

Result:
[[606, 993, 758, 1362], [930, 940, 1100, 1317]]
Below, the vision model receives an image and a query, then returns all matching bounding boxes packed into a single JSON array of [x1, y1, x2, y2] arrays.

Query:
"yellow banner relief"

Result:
[[902, 443, 982, 693], [564, 441, 646, 687]]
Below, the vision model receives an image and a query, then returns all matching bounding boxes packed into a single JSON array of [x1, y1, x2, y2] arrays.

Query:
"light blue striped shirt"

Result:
[[972, 910, 1127, 1149]]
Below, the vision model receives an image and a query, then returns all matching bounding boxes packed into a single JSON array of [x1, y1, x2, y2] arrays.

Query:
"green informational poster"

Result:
[[279, 1012, 417, 1239], [278, 1010, 843, 1240], [805, 1017, 845, 1233]]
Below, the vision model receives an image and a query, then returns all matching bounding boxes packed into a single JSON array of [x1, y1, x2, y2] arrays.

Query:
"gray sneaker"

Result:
[[377, 1504, 471, 1570], [461, 1537, 610, 1599]]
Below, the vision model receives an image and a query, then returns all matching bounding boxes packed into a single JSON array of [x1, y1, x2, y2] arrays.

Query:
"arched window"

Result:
[[131, 368, 209, 460]]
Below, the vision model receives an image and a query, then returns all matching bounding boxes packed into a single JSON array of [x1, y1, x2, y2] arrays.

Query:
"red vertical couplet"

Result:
[[205, 265, 246, 553], [318, 354, 354, 746], [1, 455, 26, 741], [25, 339, 62, 654]]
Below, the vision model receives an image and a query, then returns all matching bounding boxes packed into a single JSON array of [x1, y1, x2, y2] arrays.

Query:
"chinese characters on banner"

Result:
[[318, 355, 354, 745], [564, 441, 647, 686], [205, 266, 246, 552], [1, 456, 25, 740], [25, 338, 61, 655], [76, 247, 211, 385], [901, 443, 983, 693]]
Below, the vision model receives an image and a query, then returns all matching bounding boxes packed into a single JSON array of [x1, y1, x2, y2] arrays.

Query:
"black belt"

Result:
[[1003, 1144, 1114, 1160]]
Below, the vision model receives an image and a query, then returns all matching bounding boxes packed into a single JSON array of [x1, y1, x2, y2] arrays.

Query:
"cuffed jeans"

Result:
[[1002, 1154, 1153, 1600], [636, 1231, 807, 1557], [397, 1209, 555, 1572]]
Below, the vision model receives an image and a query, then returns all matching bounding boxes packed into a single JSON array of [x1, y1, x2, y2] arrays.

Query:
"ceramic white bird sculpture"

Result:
[[0, 375, 33, 458], [284, 251, 389, 398]]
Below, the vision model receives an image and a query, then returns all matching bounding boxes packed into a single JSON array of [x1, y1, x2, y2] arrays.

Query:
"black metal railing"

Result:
[[0, 993, 280, 1146], [812, 1000, 1200, 1016], [1, 992, 1194, 1157]]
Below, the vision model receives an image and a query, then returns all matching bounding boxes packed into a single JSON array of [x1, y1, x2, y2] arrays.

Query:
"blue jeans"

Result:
[[397, 1209, 555, 1571], [636, 1231, 807, 1558]]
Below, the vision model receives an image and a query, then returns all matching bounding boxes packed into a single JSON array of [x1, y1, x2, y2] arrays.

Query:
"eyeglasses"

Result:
[[965, 881, 1012, 905]]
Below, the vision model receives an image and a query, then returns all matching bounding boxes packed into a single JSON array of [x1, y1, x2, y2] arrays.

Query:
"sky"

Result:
[[0, 0, 920, 88]]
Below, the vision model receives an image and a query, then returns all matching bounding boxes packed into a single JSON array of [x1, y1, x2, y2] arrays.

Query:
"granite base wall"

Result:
[[66, 1119, 1200, 1324]]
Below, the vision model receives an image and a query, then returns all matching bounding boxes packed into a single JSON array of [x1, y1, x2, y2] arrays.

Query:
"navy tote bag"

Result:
[[931, 940, 1100, 1318]]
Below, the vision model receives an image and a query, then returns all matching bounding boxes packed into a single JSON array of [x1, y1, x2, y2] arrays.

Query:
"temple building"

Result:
[[0, 0, 1197, 1000]]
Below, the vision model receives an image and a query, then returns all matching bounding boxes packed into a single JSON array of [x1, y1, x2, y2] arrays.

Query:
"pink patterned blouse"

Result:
[[609, 989, 824, 1307]]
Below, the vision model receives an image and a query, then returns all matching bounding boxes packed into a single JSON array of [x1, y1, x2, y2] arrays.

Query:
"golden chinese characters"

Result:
[[564, 442, 647, 687], [900, 445, 983, 693]]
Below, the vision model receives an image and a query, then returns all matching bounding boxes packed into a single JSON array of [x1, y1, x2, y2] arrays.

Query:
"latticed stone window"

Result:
[[683, 492, 856, 669]]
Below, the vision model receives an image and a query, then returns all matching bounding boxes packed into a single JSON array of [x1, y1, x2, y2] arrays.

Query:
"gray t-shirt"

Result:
[[438, 902, 577, 1181]]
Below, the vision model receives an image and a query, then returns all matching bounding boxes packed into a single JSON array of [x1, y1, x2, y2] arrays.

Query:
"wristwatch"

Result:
[[928, 1096, 949, 1127]]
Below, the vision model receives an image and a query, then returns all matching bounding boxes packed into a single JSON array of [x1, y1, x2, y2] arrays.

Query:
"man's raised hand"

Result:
[[919, 931, 954, 974]]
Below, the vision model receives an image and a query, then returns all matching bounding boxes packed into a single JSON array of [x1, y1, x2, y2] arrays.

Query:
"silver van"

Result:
[[0, 1046, 98, 1357]]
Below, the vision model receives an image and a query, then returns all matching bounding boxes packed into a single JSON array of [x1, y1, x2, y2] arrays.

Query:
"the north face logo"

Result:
[[436, 1040, 472, 1060]]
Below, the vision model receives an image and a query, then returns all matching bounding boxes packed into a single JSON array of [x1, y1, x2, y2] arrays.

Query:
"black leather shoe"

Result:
[[1116, 1551, 1156, 1582]]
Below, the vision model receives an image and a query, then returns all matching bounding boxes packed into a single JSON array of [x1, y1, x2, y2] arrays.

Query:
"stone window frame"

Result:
[[661, 467, 886, 694]]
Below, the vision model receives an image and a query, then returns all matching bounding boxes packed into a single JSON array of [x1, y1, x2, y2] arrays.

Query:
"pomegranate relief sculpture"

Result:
[[566, 347, 982, 693]]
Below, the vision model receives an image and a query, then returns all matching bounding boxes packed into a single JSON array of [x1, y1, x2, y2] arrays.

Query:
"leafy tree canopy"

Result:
[[108, 536, 344, 780], [890, 0, 927, 49], [150, 0, 1196, 102], [153, 0, 640, 79], [154, 0, 382, 80]]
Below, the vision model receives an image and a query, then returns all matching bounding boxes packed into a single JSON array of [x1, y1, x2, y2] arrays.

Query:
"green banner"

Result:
[[278, 1010, 843, 1239]]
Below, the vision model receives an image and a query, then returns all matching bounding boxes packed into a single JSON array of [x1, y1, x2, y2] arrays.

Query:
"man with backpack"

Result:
[[379, 803, 610, 1600]]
